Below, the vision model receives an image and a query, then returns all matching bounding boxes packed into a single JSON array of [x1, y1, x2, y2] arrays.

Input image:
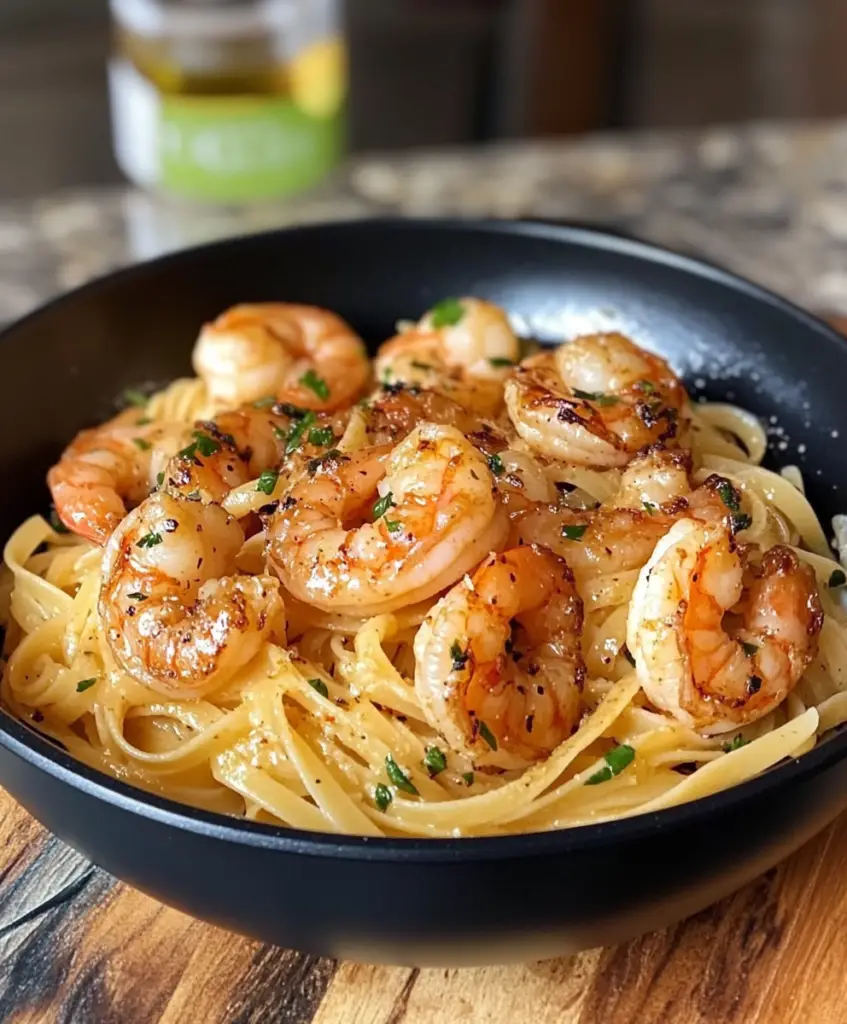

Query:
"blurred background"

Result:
[[3, 0, 847, 200]]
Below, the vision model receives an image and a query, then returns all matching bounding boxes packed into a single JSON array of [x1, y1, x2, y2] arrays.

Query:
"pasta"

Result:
[[3, 301, 846, 839]]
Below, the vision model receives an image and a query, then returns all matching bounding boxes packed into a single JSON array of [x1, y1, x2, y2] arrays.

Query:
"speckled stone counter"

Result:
[[2, 121, 847, 325]]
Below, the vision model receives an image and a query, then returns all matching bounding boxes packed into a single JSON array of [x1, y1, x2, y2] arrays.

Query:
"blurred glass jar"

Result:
[[108, 0, 345, 202]]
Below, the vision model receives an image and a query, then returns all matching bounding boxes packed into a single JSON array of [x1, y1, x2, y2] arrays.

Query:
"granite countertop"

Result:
[[2, 120, 847, 325]]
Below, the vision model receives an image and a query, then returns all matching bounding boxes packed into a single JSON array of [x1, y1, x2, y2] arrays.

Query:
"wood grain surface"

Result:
[[3, 317, 847, 1024]]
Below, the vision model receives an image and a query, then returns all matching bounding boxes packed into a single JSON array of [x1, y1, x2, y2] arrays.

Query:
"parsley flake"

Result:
[[256, 469, 279, 495], [562, 524, 588, 541], [374, 784, 393, 811], [410, 360, 433, 372], [572, 388, 619, 407], [372, 492, 395, 519], [731, 513, 752, 534], [308, 678, 329, 698], [126, 592, 147, 601], [585, 743, 635, 785], [488, 453, 505, 477], [49, 508, 69, 534], [300, 369, 330, 400], [385, 755, 419, 795], [450, 641, 469, 671], [285, 411, 316, 454], [724, 734, 749, 752], [423, 746, 447, 777], [829, 569, 846, 588], [462, 772, 474, 786], [430, 297, 465, 329], [478, 721, 498, 750], [637, 379, 656, 393], [489, 357, 515, 368], [76, 678, 97, 693], [156, 472, 165, 487], [122, 387, 147, 407], [716, 479, 741, 512], [136, 532, 162, 549], [133, 437, 151, 451], [385, 519, 402, 534], [308, 426, 334, 447], [643, 500, 658, 515]]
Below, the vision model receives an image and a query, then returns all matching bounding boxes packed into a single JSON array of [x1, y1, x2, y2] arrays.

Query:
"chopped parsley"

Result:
[[285, 411, 316, 454], [136, 417, 152, 426], [133, 437, 151, 451], [450, 641, 469, 671], [731, 513, 752, 534], [374, 784, 393, 811], [430, 297, 465, 329], [411, 360, 433, 372], [179, 430, 221, 462], [372, 492, 395, 519], [122, 387, 147, 407], [724, 734, 749, 753], [256, 469, 279, 495], [716, 478, 741, 512], [49, 507, 69, 534], [300, 369, 330, 400], [252, 396, 276, 409], [636, 379, 655, 393], [462, 772, 474, 786], [642, 501, 658, 515], [308, 678, 329, 698], [829, 569, 847, 588], [488, 453, 505, 477], [308, 426, 334, 447], [478, 721, 498, 751], [572, 388, 619, 407], [562, 524, 588, 541], [741, 641, 758, 657], [136, 532, 162, 549], [126, 592, 147, 601], [488, 357, 515, 368], [621, 644, 636, 667], [385, 519, 402, 534], [156, 472, 165, 487], [585, 743, 635, 785], [76, 678, 97, 693], [423, 746, 447, 777], [272, 425, 287, 443], [385, 755, 419, 795]]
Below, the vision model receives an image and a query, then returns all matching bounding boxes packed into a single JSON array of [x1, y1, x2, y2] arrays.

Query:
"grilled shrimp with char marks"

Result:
[[100, 491, 283, 696], [193, 303, 370, 412], [505, 333, 689, 467], [375, 298, 520, 416], [414, 545, 585, 769], [627, 518, 823, 734], [267, 422, 509, 617]]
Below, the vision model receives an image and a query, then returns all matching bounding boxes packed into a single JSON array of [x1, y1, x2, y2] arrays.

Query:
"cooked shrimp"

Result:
[[100, 491, 283, 696], [375, 298, 520, 415], [48, 416, 191, 544], [364, 384, 487, 446], [505, 333, 689, 467], [414, 545, 584, 769], [193, 303, 370, 412], [627, 518, 823, 733], [162, 404, 343, 504], [267, 423, 509, 616]]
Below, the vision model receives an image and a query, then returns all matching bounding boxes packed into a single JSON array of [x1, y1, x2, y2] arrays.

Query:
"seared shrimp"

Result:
[[364, 384, 487, 447], [627, 518, 823, 733], [193, 303, 370, 412], [162, 404, 343, 504], [48, 416, 191, 544], [100, 491, 283, 695], [375, 298, 520, 416], [505, 333, 688, 467], [267, 423, 509, 616], [414, 545, 584, 769]]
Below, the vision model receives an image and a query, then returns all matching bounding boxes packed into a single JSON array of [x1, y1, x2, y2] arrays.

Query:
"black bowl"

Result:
[[1, 219, 846, 967]]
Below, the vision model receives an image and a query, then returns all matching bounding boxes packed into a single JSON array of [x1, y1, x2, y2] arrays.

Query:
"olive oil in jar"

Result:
[[109, 0, 345, 202]]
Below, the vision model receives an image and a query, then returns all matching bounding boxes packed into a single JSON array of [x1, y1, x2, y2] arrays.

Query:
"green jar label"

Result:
[[158, 96, 343, 201]]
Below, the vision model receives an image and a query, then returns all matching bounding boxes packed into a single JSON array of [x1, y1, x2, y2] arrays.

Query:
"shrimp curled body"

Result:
[[193, 303, 370, 411], [267, 422, 509, 617], [414, 545, 585, 769], [100, 491, 284, 696], [627, 518, 823, 734], [505, 333, 688, 468]]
